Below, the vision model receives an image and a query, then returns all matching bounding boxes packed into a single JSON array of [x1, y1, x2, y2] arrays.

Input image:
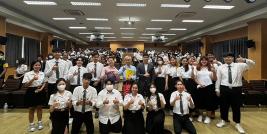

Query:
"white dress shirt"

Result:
[[64, 59, 73, 70], [86, 62, 104, 81], [72, 86, 97, 112], [178, 65, 193, 79], [154, 65, 168, 78], [167, 65, 179, 78], [16, 64, 28, 74], [215, 59, 255, 91], [48, 90, 72, 109], [22, 71, 45, 87], [147, 93, 166, 111], [170, 91, 194, 115], [44, 59, 69, 84], [68, 65, 88, 85], [96, 89, 123, 124], [194, 67, 213, 86], [123, 93, 145, 111]]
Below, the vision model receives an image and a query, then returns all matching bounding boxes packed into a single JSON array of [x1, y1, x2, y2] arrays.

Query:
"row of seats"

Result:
[[242, 80, 267, 106]]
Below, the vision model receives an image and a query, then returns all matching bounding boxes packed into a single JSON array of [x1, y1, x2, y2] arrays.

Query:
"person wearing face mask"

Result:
[[170, 80, 196, 134], [96, 79, 123, 134], [146, 84, 166, 134], [48, 78, 72, 134], [0, 51, 8, 80], [22, 61, 46, 132], [47, 53, 54, 60], [62, 52, 73, 70], [123, 82, 145, 134], [154, 56, 168, 94]]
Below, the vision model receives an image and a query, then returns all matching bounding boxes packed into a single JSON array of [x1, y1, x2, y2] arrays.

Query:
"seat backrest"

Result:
[[3, 79, 21, 91]]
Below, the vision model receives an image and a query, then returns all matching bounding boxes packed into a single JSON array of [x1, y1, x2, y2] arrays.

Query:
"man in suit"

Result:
[[137, 53, 155, 97]]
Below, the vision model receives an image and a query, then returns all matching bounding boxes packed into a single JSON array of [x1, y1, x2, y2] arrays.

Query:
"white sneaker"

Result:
[[69, 118, 73, 125], [37, 121, 44, 130], [28, 123, 36, 132], [204, 116, 211, 124], [235, 124, 245, 134], [197, 115, 203, 122], [216, 120, 226, 128]]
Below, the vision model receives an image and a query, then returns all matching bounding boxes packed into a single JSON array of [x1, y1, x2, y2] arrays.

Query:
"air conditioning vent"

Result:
[[64, 9, 85, 16], [175, 12, 196, 19]]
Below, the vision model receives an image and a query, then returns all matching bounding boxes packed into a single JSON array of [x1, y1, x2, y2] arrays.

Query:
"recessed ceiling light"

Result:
[[24, 1, 57, 5], [104, 37, 117, 39], [146, 28, 163, 30], [95, 27, 112, 29], [121, 33, 135, 35], [53, 18, 76, 20], [203, 5, 235, 9], [70, 2, 101, 6], [100, 33, 114, 35], [121, 37, 134, 38], [79, 33, 93, 34], [86, 18, 108, 21], [120, 28, 137, 30], [160, 4, 191, 8], [162, 33, 176, 36], [151, 19, 173, 22], [142, 33, 155, 35], [182, 20, 204, 23], [116, 3, 146, 7], [69, 26, 87, 29], [170, 28, 187, 30]]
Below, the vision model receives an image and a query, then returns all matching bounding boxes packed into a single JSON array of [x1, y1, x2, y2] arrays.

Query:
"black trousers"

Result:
[[47, 83, 57, 102], [220, 85, 242, 123], [123, 110, 145, 134], [146, 110, 165, 134], [99, 118, 122, 134], [138, 76, 152, 97], [69, 85, 79, 118], [51, 110, 69, 134], [71, 111, 94, 134], [173, 114, 196, 134]]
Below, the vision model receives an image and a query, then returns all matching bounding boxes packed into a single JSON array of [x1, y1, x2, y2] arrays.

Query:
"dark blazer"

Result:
[[136, 63, 155, 80]]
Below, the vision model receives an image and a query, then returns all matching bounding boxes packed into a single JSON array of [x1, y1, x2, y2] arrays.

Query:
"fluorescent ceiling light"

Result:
[[95, 27, 112, 29], [79, 33, 93, 34], [170, 28, 187, 30], [107, 40, 117, 41], [120, 28, 136, 30], [142, 33, 155, 36], [203, 5, 235, 9], [86, 18, 108, 21], [139, 37, 150, 39], [161, 4, 191, 8], [146, 28, 163, 30], [162, 34, 176, 36], [151, 19, 172, 22], [104, 37, 117, 39], [121, 33, 135, 35], [182, 20, 204, 23], [70, 2, 101, 6], [121, 37, 134, 38], [69, 26, 87, 29], [116, 3, 146, 7], [119, 18, 140, 22], [53, 18, 76, 20], [100, 33, 114, 35], [24, 1, 57, 5]]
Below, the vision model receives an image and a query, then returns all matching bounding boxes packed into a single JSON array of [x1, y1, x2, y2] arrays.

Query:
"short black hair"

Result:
[[56, 78, 66, 85], [105, 79, 115, 85], [223, 52, 235, 57], [83, 73, 92, 80], [52, 48, 62, 53], [91, 51, 99, 57]]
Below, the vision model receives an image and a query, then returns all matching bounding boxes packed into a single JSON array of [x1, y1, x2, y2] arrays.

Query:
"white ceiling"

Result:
[[0, 0, 267, 44]]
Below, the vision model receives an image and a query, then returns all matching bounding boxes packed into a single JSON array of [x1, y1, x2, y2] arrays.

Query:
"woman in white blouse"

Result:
[[154, 56, 168, 94], [146, 83, 166, 134], [193, 56, 217, 124], [123, 82, 145, 134], [48, 78, 72, 134], [22, 61, 46, 132], [14, 58, 28, 80]]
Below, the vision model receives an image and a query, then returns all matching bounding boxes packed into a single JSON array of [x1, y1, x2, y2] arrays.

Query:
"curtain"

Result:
[[6, 33, 22, 67], [212, 37, 248, 62], [182, 40, 201, 55], [52, 39, 65, 50], [24, 37, 40, 66]]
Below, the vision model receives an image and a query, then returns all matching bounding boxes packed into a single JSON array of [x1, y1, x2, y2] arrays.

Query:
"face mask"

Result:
[[57, 84, 66, 91], [106, 85, 113, 91], [48, 56, 53, 59], [150, 88, 156, 94], [0, 55, 4, 59], [157, 61, 163, 65]]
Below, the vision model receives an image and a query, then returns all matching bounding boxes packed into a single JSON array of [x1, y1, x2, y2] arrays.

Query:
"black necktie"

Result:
[[77, 67, 81, 85], [179, 93, 184, 114], [94, 63, 97, 78], [55, 61, 59, 79], [228, 65, 232, 84], [82, 90, 86, 113]]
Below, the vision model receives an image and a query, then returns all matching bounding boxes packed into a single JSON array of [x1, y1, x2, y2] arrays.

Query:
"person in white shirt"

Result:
[[170, 80, 196, 134], [193, 56, 217, 124], [71, 73, 97, 134], [215, 53, 255, 134], [146, 83, 166, 134], [48, 78, 72, 134], [62, 52, 73, 70], [97, 79, 123, 134], [154, 56, 168, 94], [44, 49, 69, 98], [14, 58, 28, 83], [22, 61, 46, 132], [123, 82, 145, 134]]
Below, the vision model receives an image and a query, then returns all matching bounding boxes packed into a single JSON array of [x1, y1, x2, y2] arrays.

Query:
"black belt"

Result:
[[221, 85, 241, 89]]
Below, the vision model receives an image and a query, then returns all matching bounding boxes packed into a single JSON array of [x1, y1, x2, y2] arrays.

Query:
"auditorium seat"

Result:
[[0, 78, 22, 107], [243, 80, 267, 106]]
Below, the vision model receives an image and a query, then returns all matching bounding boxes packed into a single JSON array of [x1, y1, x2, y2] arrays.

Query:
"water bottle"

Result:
[[3, 103, 8, 113]]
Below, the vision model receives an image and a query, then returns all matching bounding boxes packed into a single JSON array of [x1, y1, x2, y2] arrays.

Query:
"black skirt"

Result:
[[123, 110, 145, 134], [183, 78, 197, 102], [24, 87, 46, 107], [195, 84, 217, 111], [155, 77, 166, 94], [51, 110, 69, 134], [146, 109, 165, 134]]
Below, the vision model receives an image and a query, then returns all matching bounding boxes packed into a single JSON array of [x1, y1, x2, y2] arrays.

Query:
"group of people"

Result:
[[6, 47, 255, 134]]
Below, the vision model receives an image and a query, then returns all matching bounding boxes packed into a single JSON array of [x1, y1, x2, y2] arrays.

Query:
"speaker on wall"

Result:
[[245, 40, 255, 48], [0, 36, 7, 45]]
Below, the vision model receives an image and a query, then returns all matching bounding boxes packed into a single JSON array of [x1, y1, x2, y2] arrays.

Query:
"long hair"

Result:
[[169, 56, 178, 67], [180, 57, 189, 72], [147, 83, 161, 109], [155, 56, 164, 67], [30, 60, 42, 71], [196, 56, 211, 71]]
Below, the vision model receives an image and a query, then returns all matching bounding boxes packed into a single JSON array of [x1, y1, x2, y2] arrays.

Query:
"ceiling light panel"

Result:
[[24, 1, 57, 5], [161, 4, 191, 8], [116, 3, 146, 7], [203, 5, 235, 9], [86, 18, 108, 21], [70, 2, 101, 6]]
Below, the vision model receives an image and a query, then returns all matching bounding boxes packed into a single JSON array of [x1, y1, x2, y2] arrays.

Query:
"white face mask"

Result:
[[157, 61, 163, 65], [106, 85, 113, 91], [0, 55, 4, 59], [48, 56, 53, 59], [57, 84, 66, 91], [150, 88, 156, 94]]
